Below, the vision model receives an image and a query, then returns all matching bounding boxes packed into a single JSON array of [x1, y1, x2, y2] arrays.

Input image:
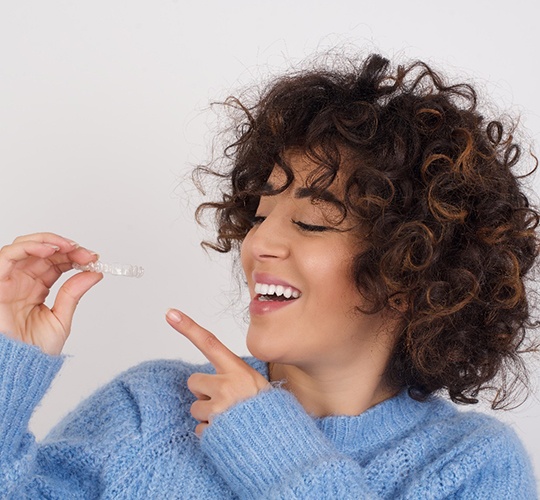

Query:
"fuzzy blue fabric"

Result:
[[0, 334, 536, 499]]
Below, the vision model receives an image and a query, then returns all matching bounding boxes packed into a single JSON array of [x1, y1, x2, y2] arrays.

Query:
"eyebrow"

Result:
[[262, 182, 341, 205]]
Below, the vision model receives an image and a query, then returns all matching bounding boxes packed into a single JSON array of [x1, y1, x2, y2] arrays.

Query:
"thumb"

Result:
[[51, 271, 103, 332]]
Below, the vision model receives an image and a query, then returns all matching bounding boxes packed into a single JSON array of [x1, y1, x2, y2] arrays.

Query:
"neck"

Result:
[[268, 361, 397, 417]]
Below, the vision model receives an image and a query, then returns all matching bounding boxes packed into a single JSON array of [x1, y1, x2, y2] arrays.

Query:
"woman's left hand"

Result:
[[166, 309, 271, 437]]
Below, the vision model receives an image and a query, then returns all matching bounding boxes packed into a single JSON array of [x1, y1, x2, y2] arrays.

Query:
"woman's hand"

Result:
[[166, 309, 271, 437], [0, 233, 103, 356]]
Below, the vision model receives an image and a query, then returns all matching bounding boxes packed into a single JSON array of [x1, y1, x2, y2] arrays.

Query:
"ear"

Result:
[[389, 292, 408, 314]]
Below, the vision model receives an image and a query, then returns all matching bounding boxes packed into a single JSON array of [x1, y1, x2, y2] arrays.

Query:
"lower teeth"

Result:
[[258, 295, 293, 302]]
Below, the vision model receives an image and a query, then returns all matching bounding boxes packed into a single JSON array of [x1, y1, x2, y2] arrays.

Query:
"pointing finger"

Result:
[[166, 309, 245, 373]]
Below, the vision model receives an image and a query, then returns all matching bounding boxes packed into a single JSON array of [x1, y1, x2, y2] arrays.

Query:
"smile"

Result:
[[250, 280, 302, 316], [254, 282, 301, 300]]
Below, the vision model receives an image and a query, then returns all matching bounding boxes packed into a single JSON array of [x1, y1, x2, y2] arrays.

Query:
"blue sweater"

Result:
[[0, 334, 537, 499]]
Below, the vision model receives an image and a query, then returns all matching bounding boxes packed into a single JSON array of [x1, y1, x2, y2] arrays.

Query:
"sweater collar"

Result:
[[313, 389, 454, 453], [245, 356, 455, 454]]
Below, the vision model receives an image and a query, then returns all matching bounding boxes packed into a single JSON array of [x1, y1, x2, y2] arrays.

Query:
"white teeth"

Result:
[[254, 282, 301, 299]]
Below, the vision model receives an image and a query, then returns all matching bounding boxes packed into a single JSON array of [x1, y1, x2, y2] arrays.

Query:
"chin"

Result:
[[246, 335, 272, 361], [246, 329, 284, 363]]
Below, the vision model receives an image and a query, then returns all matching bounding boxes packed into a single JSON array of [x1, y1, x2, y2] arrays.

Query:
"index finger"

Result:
[[166, 309, 246, 373], [13, 232, 80, 250], [12, 233, 97, 263], [0, 241, 63, 281]]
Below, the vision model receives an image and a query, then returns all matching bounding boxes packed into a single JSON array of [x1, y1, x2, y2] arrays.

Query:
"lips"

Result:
[[250, 272, 302, 315]]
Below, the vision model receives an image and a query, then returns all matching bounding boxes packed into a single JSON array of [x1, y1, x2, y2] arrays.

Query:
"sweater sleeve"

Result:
[[200, 388, 379, 499], [0, 334, 152, 498], [0, 334, 64, 494], [200, 387, 538, 500]]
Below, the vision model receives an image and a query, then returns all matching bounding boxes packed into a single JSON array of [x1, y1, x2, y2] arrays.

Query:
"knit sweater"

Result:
[[0, 334, 536, 499]]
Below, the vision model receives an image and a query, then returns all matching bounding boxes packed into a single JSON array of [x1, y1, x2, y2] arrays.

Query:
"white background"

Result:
[[1, 0, 539, 487]]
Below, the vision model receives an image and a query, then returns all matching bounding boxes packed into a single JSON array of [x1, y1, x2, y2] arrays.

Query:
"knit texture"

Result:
[[0, 334, 537, 499]]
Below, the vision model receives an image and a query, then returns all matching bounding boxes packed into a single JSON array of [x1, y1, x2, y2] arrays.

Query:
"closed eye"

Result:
[[250, 215, 331, 232], [293, 220, 330, 232]]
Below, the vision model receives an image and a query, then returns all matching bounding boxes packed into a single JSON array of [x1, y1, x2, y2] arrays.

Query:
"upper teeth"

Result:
[[255, 282, 301, 299]]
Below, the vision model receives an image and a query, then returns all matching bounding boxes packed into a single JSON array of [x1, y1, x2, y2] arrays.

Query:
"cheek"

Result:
[[240, 233, 253, 274], [306, 261, 363, 329], [303, 249, 355, 298]]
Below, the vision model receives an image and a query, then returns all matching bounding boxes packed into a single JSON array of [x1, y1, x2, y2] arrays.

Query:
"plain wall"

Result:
[[1, 0, 539, 485]]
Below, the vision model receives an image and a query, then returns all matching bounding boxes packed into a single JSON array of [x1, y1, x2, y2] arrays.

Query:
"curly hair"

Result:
[[195, 54, 540, 408]]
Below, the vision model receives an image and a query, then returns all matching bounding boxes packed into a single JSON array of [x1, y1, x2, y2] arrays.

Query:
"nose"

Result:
[[243, 213, 290, 261]]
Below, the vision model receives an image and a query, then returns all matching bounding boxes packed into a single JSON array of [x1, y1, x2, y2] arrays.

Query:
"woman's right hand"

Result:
[[0, 233, 103, 356]]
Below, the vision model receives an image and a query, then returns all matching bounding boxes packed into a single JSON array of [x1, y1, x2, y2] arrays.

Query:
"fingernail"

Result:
[[166, 309, 182, 323], [89, 251, 100, 259], [44, 243, 60, 251], [68, 240, 80, 248]]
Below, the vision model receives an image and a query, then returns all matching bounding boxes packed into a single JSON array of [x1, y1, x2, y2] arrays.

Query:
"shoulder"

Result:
[[409, 395, 530, 460], [362, 392, 537, 497], [407, 397, 536, 497], [110, 358, 216, 430], [117, 357, 210, 396], [48, 356, 265, 443], [450, 407, 532, 468], [429, 400, 528, 455], [116, 356, 265, 397], [46, 358, 216, 443]]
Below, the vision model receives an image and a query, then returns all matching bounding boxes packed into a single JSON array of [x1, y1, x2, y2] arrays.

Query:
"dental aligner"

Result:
[[73, 261, 144, 278]]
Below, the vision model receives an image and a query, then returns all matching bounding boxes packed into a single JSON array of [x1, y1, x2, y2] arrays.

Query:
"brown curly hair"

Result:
[[195, 54, 540, 408]]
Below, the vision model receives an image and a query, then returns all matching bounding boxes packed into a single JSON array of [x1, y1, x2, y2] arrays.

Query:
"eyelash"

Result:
[[250, 215, 329, 233]]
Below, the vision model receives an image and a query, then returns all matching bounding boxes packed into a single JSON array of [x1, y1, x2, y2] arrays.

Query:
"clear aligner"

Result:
[[73, 261, 144, 278]]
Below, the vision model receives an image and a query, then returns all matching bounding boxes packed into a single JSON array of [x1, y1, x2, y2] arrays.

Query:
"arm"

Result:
[[162, 308, 536, 499], [0, 335, 118, 497], [201, 387, 378, 499], [202, 388, 537, 499], [0, 335, 63, 495], [165, 309, 379, 499], [0, 233, 102, 495], [0, 334, 167, 498]]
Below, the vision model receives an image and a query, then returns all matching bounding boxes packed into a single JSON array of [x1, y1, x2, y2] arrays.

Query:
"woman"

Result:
[[0, 54, 537, 498]]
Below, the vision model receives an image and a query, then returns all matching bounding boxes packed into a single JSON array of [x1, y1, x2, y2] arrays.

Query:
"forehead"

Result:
[[267, 152, 318, 183], [265, 151, 345, 201]]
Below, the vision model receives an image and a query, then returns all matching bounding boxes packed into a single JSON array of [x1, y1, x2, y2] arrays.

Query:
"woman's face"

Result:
[[241, 153, 398, 373]]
